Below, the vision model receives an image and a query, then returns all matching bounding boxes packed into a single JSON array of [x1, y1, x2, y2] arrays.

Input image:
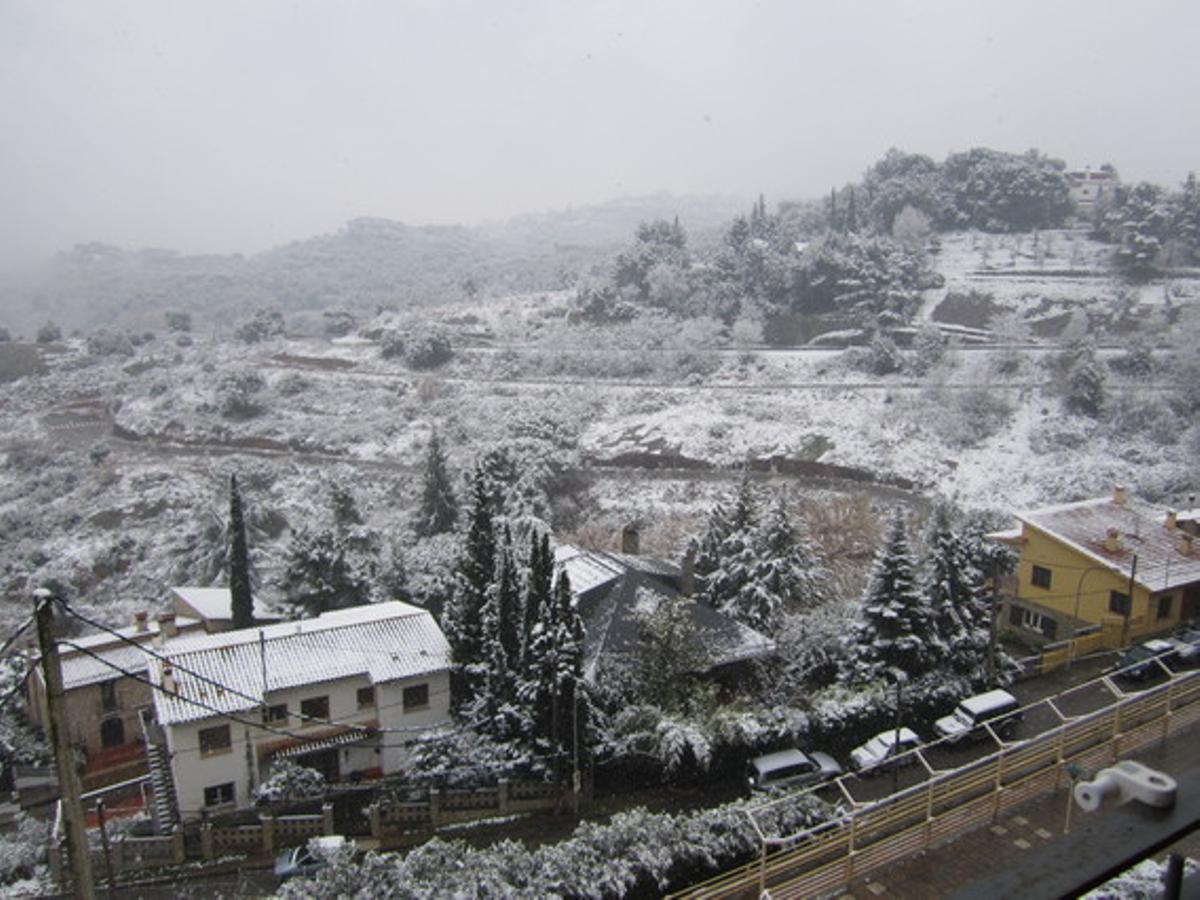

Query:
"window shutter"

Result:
[[1009, 604, 1021, 625]]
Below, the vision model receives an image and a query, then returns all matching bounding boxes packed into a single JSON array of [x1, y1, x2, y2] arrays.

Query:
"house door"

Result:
[[297, 748, 340, 784]]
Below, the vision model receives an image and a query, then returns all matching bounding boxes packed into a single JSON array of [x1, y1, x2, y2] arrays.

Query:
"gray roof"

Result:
[[557, 545, 774, 682]]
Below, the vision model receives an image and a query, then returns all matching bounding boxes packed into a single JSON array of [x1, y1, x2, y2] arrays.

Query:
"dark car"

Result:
[[1167, 628, 1200, 668], [1110, 639, 1176, 682]]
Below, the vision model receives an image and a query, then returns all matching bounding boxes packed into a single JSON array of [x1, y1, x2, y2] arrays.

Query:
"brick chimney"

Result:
[[1165, 510, 1178, 531], [134, 611, 149, 634], [1181, 533, 1196, 556], [1104, 527, 1122, 553], [160, 663, 176, 694], [621, 522, 640, 556], [1113, 485, 1127, 506], [157, 612, 178, 638]]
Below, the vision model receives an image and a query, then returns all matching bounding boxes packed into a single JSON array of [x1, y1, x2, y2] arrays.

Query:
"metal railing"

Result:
[[676, 661, 1199, 899]]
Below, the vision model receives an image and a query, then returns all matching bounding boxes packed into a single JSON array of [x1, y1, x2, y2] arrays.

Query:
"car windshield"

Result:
[[864, 736, 888, 756], [954, 708, 974, 728]]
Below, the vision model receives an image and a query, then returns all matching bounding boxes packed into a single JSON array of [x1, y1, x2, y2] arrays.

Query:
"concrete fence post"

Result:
[[429, 789, 442, 828], [48, 840, 63, 886], [321, 803, 334, 836], [171, 823, 185, 864], [260, 813, 275, 855], [368, 804, 382, 839], [200, 821, 214, 861], [497, 779, 510, 815]]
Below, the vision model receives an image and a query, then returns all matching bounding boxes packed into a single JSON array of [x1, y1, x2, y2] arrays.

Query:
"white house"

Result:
[[144, 602, 451, 821]]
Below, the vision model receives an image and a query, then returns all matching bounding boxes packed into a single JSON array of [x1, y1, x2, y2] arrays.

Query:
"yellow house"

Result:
[[991, 488, 1200, 647]]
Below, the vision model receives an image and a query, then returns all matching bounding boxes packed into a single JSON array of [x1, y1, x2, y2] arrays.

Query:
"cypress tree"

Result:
[[229, 474, 254, 630], [442, 464, 496, 707], [495, 526, 521, 674], [522, 532, 552, 665], [416, 431, 458, 537]]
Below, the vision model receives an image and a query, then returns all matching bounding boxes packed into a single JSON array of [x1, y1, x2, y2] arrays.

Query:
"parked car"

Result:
[[746, 749, 842, 793], [850, 727, 922, 773], [1167, 628, 1200, 668], [1110, 639, 1176, 682], [274, 836, 354, 881], [934, 689, 1022, 743]]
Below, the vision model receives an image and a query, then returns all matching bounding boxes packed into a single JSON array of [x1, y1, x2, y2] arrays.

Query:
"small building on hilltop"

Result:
[[555, 544, 775, 684], [991, 488, 1200, 647], [143, 601, 450, 823]]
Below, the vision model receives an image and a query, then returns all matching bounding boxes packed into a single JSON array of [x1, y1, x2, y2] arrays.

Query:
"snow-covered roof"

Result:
[[169, 586, 274, 622], [149, 602, 450, 726], [556, 544, 773, 683], [1015, 494, 1200, 593], [58, 616, 204, 691]]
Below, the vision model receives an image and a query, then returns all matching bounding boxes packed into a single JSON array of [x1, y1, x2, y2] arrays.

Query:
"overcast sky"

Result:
[[1, 0, 1197, 269]]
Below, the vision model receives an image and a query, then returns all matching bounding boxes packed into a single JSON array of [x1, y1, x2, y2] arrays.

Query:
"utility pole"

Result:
[[35, 590, 96, 900], [1120, 555, 1138, 648], [986, 562, 1000, 686]]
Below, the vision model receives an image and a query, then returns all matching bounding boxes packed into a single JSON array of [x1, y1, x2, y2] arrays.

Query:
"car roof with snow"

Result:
[[958, 689, 1017, 716]]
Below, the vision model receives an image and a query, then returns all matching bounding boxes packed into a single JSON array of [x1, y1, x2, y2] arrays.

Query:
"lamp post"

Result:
[[888, 667, 907, 796]]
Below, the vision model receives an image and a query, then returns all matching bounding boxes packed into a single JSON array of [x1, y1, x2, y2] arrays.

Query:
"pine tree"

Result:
[[552, 570, 589, 765], [852, 509, 936, 682], [228, 474, 254, 630], [845, 187, 859, 233], [700, 471, 760, 614], [726, 494, 827, 632], [415, 431, 458, 537], [921, 504, 970, 667], [495, 527, 522, 674]]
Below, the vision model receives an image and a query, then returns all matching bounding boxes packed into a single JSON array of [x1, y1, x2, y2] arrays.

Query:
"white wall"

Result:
[[376, 670, 451, 775], [164, 668, 449, 817]]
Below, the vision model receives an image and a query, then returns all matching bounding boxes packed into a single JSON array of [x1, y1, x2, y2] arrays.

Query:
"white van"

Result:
[[934, 689, 1022, 743]]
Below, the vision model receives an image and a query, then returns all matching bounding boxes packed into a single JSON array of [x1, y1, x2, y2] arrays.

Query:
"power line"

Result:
[[55, 598, 455, 736], [0, 614, 34, 659]]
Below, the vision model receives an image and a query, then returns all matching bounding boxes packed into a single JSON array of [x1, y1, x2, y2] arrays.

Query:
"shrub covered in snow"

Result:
[[281, 791, 836, 899], [0, 813, 49, 887], [402, 729, 552, 790], [254, 761, 326, 805]]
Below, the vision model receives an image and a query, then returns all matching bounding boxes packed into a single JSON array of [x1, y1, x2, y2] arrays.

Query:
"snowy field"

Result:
[[0, 230, 1196, 636]]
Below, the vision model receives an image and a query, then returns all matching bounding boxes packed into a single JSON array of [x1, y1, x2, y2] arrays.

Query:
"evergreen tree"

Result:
[[726, 494, 827, 632], [699, 471, 760, 615], [845, 187, 859, 233], [921, 504, 973, 667], [228, 474, 254, 629], [552, 570, 589, 765], [522, 532, 552, 664], [415, 431, 458, 537], [442, 464, 497, 707], [852, 510, 936, 681], [495, 527, 522, 674]]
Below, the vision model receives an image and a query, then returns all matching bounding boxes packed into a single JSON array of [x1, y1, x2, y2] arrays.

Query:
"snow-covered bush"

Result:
[[254, 761, 326, 805], [0, 813, 49, 886], [35, 321, 61, 344], [403, 326, 453, 369], [403, 728, 551, 790], [282, 791, 836, 899], [933, 385, 1013, 448], [216, 369, 267, 419], [85, 330, 135, 357], [234, 308, 284, 343], [1106, 394, 1178, 445]]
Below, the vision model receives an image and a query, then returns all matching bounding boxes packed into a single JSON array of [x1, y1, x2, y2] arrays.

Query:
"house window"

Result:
[[402, 684, 429, 712], [356, 687, 375, 709], [198, 724, 232, 757], [203, 783, 235, 807], [1030, 565, 1052, 589], [1109, 591, 1131, 616], [1021, 609, 1045, 633], [300, 696, 330, 725], [262, 704, 288, 724], [100, 679, 118, 713], [1157, 595, 1173, 619], [99, 717, 125, 749]]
